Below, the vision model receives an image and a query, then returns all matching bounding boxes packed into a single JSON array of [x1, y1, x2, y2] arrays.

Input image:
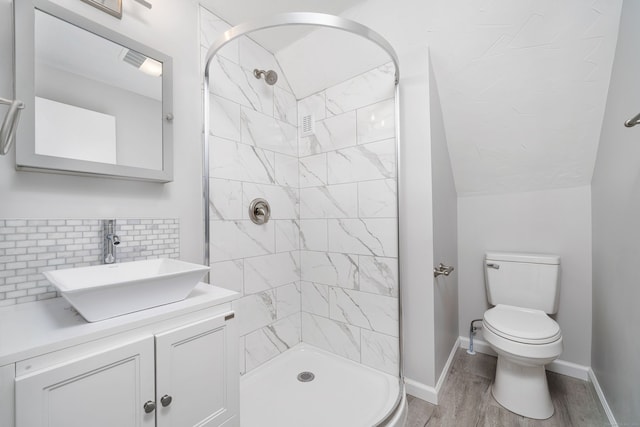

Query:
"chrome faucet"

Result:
[[103, 219, 120, 264]]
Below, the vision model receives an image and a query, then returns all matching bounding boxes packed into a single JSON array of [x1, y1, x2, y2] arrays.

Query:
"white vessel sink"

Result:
[[43, 259, 210, 322]]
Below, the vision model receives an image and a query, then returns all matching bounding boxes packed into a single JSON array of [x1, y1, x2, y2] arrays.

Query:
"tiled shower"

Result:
[[202, 7, 399, 377]]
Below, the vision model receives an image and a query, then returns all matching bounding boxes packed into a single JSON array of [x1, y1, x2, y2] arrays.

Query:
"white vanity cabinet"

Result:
[[15, 336, 157, 427], [0, 284, 239, 427], [155, 313, 238, 427]]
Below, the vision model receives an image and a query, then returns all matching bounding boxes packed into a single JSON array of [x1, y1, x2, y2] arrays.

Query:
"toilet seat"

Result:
[[483, 304, 561, 345]]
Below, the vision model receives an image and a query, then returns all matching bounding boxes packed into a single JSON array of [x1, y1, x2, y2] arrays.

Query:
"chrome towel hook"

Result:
[[0, 97, 25, 156], [624, 111, 640, 128]]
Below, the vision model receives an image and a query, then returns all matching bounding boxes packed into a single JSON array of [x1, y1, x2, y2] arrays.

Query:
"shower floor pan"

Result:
[[240, 343, 401, 427]]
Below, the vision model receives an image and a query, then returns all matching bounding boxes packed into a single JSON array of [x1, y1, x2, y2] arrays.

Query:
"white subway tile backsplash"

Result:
[[0, 218, 180, 306]]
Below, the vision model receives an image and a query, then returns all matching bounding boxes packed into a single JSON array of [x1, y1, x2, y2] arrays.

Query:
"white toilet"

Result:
[[482, 252, 563, 419]]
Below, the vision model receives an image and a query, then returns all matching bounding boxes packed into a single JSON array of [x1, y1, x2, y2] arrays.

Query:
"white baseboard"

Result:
[[405, 337, 460, 405], [458, 336, 589, 380], [588, 368, 618, 427], [405, 378, 437, 404]]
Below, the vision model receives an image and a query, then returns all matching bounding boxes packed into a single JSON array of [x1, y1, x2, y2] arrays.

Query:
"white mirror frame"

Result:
[[14, 0, 173, 182]]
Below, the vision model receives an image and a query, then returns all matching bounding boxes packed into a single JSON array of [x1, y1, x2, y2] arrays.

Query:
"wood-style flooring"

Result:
[[406, 349, 609, 427]]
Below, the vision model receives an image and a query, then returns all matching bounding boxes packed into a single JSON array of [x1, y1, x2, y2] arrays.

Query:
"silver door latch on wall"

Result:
[[433, 263, 455, 277]]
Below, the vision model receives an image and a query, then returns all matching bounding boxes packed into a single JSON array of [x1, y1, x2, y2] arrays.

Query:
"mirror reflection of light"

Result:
[[370, 113, 376, 122], [139, 57, 162, 77]]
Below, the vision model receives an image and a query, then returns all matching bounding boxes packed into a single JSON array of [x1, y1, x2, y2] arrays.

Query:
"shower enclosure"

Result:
[[201, 10, 404, 426]]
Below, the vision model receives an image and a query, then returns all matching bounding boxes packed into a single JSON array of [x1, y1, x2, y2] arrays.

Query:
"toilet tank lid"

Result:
[[485, 252, 560, 265]]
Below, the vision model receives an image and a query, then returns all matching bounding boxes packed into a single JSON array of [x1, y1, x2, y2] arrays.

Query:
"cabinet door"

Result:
[[15, 336, 155, 427], [155, 312, 238, 427]]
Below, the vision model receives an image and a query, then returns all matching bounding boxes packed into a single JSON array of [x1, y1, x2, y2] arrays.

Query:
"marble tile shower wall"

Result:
[[200, 7, 302, 375], [200, 6, 398, 377], [0, 219, 179, 307], [298, 64, 399, 376]]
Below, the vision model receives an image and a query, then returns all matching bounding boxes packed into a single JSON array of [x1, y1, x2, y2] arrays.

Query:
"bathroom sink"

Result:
[[43, 259, 210, 322]]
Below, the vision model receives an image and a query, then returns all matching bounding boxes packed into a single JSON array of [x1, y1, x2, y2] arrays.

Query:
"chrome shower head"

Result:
[[253, 69, 278, 85]]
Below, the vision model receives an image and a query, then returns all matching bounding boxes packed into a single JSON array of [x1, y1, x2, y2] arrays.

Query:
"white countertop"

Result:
[[0, 283, 238, 366]]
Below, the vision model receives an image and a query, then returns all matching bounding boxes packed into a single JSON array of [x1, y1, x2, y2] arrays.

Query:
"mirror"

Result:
[[14, 0, 173, 182]]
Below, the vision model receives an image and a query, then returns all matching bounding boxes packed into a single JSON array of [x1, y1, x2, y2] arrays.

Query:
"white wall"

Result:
[[429, 60, 458, 381], [398, 46, 435, 389], [458, 186, 592, 366], [0, 0, 203, 262], [591, 0, 640, 423]]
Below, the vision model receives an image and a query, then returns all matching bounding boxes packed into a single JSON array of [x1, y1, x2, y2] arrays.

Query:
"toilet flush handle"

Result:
[[486, 263, 500, 269]]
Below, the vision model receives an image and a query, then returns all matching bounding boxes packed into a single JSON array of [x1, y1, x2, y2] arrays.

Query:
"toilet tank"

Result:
[[484, 252, 561, 314]]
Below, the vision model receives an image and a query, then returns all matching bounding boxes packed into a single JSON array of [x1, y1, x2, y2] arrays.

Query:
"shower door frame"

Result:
[[202, 12, 404, 426]]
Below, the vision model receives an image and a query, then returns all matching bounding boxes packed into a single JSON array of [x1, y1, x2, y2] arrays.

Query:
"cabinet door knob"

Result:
[[143, 400, 156, 413], [160, 394, 173, 407]]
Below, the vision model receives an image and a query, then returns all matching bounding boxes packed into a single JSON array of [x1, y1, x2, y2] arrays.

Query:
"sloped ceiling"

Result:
[[201, 0, 623, 196], [199, 0, 368, 53]]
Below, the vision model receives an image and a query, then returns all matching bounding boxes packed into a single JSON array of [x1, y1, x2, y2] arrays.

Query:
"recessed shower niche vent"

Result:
[[300, 114, 315, 137]]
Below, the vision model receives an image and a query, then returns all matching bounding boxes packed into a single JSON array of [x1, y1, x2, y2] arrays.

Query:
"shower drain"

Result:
[[297, 371, 315, 382]]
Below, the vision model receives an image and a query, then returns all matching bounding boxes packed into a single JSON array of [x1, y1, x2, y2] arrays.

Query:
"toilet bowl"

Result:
[[483, 304, 563, 419], [483, 252, 563, 420]]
